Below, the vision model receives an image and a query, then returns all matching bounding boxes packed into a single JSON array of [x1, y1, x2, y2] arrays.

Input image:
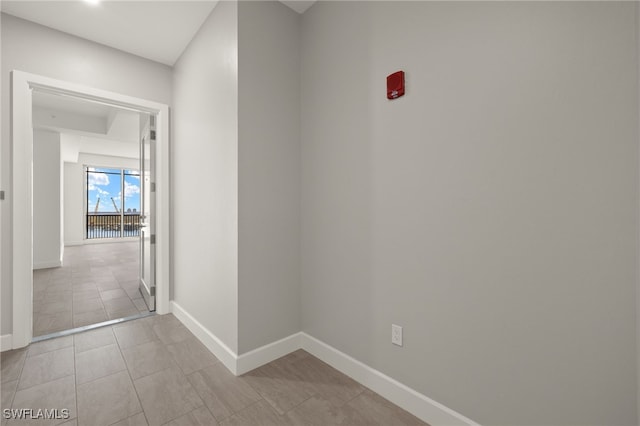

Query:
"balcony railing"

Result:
[[86, 213, 141, 239]]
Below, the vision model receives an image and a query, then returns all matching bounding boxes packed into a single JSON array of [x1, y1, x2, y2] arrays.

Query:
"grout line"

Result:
[[73, 333, 79, 425], [111, 322, 147, 426], [6, 351, 27, 411]]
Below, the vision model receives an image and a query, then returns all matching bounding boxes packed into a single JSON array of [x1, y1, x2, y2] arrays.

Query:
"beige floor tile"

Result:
[[72, 282, 98, 292], [34, 291, 72, 305], [107, 307, 141, 320], [124, 286, 144, 300], [100, 289, 128, 301], [73, 309, 108, 328], [241, 358, 315, 415], [1, 349, 27, 383], [110, 412, 148, 426], [279, 349, 310, 364], [72, 289, 101, 302], [27, 336, 73, 358], [165, 337, 219, 375], [33, 312, 73, 337], [77, 371, 141, 426], [121, 340, 176, 380], [289, 355, 364, 406], [113, 322, 157, 350], [152, 323, 192, 345], [17, 307, 425, 426], [103, 298, 137, 315], [93, 274, 119, 283], [58, 419, 77, 426], [73, 298, 104, 315], [75, 344, 126, 385], [74, 327, 116, 354], [285, 395, 368, 426], [134, 366, 203, 425], [9, 375, 76, 426], [97, 281, 121, 292], [1, 380, 17, 411], [18, 347, 74, 390], [187, 363, 261, 421], [132, 299, 149, 313], [141, 314, 181, 329], [33, 300, 73, 315], [345, 390, 427, 426], [219, 400, 288, 426], [41, 282, 73, 294], [163, 406, 218, 426]]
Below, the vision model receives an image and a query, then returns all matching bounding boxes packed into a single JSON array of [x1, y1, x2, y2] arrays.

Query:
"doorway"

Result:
[[31, 92, 156, 338], [11, 71, 169, 348]]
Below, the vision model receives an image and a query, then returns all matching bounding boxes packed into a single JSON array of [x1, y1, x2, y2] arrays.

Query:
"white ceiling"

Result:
[[33, 91, 115, 119], [33, 90, 141, 145], [0, 0, 316, 66], [0, 1, 219, 66]]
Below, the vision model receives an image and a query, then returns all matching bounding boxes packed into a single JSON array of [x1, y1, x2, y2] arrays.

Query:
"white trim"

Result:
[[12, 71, 34, 349], [167, 302, 477, 426], [1, 334, 13, 352], [33, 260, 62, 270], [64, 241, 84, 247], [11, 70, 171, 348], [170, 301, 238, 375], [236, 332, 303, 375], [300, 333, 479, 426], [83, 237, 139, 245]]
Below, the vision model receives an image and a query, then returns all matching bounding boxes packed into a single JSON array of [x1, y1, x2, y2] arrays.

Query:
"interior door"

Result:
[[139, 113, 156, 311]]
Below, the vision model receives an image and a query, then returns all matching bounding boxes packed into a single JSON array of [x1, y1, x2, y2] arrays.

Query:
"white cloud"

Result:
[[88, 184, 110, 197], [124, 181, 140, 198], [88, 172, 109, 186]]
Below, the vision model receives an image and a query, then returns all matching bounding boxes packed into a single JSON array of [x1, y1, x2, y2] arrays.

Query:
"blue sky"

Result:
[[87, 167, 140, 213]]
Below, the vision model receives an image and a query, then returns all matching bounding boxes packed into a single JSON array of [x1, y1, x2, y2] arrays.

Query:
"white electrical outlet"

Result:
[[392, 324, 403, 346]]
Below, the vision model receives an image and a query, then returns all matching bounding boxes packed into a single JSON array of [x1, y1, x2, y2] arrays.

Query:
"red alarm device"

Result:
[[387, 71, 405, 100]]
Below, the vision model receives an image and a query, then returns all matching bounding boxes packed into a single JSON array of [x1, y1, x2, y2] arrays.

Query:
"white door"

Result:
[[139, 114, 156, 310]]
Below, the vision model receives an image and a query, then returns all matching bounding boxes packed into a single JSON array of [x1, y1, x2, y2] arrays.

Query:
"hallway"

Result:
[[1, 314, 426, 426], [33, 242, 147, 337]]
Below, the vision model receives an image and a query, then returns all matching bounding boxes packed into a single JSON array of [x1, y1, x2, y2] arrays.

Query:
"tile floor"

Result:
[[33, 241, 148, 337], [0, 314, 428, 426]]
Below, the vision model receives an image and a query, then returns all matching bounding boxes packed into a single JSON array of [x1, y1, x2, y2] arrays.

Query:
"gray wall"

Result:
[[237, 1, 301, 354], [33, 130, 62, 268], [300, 2, 638, 425], [63, 162, 84, 246], [172, 0, 240, 352]]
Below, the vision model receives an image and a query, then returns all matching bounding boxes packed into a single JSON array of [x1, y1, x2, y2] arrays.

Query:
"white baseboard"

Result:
[[170, 301, 238, 374], [169, 303, 477, 426], [1, 334, 13, 352], [33, 260, 62, 270], [237, 332, 303, 375], [85, 237, 138, 245], [301, 333, 478, 426]]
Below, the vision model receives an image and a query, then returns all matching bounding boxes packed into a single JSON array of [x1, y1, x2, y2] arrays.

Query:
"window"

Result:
[[86, 167, 141, 239]]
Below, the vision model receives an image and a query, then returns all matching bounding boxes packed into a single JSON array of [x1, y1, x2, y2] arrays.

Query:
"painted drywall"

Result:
[[63, 162, 83, 246], [237, 1, 301, 354], [301, 2, 638, 425], [1, 13, 172, 335], [33, 129, 62, 268], [636, 3, 640, 421], [172, 0, 239, 353]]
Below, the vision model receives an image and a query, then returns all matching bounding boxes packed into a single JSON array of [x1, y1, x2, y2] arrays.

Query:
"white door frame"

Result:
[[11, 70, 171, 348]]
